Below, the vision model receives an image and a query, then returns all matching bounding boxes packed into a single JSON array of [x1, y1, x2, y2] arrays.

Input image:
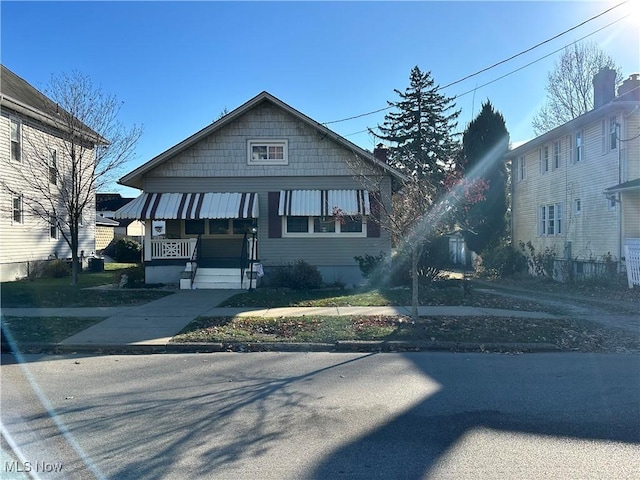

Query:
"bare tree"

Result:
[[3, 71, 142, 285], [348, 148, 487, 320], [532, 41, 622, 135]]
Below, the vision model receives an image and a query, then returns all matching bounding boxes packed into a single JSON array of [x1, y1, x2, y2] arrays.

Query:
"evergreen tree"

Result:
[[375, 66, 461, 199], [460, 101, 509, 254], [371, 66, 463, 319]]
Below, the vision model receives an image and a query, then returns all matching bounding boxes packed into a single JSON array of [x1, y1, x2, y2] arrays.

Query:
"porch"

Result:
[[114, 192, 260, 289]]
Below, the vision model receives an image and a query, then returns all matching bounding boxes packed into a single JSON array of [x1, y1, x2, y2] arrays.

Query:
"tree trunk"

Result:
[[411, 245, 419, 321], [71, 227, 79, 286]]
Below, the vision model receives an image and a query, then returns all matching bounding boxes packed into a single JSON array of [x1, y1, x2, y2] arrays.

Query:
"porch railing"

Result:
[[150, 238, 197, 260]]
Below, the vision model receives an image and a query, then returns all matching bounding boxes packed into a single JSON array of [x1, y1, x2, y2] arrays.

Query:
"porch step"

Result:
[[191, 267, 255, 290]]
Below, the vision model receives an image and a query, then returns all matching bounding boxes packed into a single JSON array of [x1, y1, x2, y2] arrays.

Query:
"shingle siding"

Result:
[[149, 103, 361, 179], [127, 97, 396, 283]]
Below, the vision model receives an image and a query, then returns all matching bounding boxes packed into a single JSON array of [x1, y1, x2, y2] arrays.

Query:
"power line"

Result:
[[322, 1, 629, 127], [342, 15, 629, 140], [440, 1, 629, 90]]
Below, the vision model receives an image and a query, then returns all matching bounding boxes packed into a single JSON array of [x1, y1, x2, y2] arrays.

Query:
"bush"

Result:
[[479, 243, 528, 278], [115, 265, 145, 288], [114, 238, 142, 263], [390, 236, 450, 286], [354, 252, 388, 281], [519, 241, 556, 278], [270, 260, 323, 290], [43, 259, 71, 278]]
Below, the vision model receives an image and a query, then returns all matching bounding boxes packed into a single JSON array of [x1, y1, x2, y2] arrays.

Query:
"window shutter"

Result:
[[367, 192, 381, 238], [268, 192, 282, 238]]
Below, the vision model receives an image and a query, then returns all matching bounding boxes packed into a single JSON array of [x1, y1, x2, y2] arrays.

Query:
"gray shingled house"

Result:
[[115, 92, 404, 289]]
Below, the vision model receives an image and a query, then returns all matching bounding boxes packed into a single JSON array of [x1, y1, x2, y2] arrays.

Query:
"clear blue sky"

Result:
[[2, 1, 638, 196]]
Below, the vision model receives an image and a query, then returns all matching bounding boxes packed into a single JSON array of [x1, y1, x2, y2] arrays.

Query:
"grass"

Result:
[[172, 315, 640, 352], [2, 317, 106, 344], [1, 264, 171, 308], [219, 283, 565, 313]]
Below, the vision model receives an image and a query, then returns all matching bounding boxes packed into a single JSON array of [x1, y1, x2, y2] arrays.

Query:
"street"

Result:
[[2, 351, 639, 479]]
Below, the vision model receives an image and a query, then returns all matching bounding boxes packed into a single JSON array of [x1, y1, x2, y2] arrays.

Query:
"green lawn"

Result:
[[219, 284, 562, 313], [1, 265, 171, 308]]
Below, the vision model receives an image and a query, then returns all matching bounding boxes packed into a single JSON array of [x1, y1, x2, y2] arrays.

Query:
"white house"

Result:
[[115, 91, 404, 289], [507, 69, 640, 279], [1, 65, 97, 281]]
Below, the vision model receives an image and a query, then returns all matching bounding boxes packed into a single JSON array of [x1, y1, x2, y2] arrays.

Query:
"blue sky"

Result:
[[2, 1, 638, 195]]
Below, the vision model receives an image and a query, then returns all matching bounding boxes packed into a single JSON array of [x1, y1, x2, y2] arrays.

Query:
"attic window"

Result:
[[247, 139, 288, 165]]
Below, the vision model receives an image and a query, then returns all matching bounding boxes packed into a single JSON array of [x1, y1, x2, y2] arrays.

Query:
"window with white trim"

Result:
[[50, 214, 58, 239], [283, 215, 366, 237], [574, 198, 582, 214], [517, 155, 526, 182], [540, 146, 549, 174], [10, 118, 21, 162], [49, 150, 57, 184], [247, 139, 288, 165], [574, 131, 583, 163], [609, 116, 618, 150], [553, 141, 561, 170], [12, 194, 23, 224], [539, 203, 563, 236]]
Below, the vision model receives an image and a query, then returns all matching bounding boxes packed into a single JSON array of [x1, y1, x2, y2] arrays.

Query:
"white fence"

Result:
[[150, 238, 197, 260], [624, 239, 640, 288]]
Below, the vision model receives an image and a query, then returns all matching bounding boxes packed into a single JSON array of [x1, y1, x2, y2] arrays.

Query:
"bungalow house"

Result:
[[115, 92, 404, 289], [1, 65, 96, 282], [507, 69, 640, 281]]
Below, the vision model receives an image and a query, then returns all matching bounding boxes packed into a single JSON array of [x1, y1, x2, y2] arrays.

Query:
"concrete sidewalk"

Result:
[[1, 289, 561, 351]]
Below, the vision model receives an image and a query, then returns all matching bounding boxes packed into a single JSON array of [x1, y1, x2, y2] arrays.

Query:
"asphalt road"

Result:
[[1, 352, 639, 479]]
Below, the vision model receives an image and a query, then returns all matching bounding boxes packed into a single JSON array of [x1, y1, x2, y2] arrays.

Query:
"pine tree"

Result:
[[375, 66, 461, 199], [460, 101, 509, 254]]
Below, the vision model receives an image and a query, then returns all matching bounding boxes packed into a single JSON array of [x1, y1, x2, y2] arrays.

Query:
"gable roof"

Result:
[[506, 99, 639, 159], [118, 91, 406, 189], [1, 64, 104, 143]]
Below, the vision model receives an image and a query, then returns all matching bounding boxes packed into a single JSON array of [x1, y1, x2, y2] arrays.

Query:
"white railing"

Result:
[[151, 238, 197, 260], [624, 239, 640, 288]]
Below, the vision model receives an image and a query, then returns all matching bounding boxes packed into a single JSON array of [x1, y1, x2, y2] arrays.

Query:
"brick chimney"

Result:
[[616, 73, 640, 102], [373, 143, 389, 163], [593, 67, 617, 109]]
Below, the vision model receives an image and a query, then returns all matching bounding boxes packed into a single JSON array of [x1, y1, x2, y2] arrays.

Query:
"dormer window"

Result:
[[247, 139, 288, 165]]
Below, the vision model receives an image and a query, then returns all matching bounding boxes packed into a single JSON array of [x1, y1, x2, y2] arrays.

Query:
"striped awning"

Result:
[[114, 192, 258, 220], [278, 190, 370, 216]]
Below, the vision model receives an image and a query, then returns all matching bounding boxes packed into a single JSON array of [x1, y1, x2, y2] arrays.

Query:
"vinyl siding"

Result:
[[142, 175, 392, 268], [0, 108, 96, 281], [511, 107, 638, 262], [136, 101, 394, 271]]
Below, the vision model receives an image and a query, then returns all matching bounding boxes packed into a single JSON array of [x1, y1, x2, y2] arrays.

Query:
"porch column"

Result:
[[143, 221, 152, 261]]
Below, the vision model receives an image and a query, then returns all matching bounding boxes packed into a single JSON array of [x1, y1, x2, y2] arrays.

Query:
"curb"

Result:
[[2, 340, 561, 355]]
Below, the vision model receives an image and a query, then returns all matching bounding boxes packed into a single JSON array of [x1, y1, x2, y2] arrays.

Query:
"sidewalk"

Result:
[[1, 289, 563, 353]]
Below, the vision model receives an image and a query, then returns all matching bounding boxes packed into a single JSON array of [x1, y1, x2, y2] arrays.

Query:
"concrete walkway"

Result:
[[1, 289, 561, 350]]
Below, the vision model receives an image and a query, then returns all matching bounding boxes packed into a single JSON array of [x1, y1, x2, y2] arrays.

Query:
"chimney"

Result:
[[616, 73, 640, 102], [373, 143, 389, 163], [593, 67, 617, 109]]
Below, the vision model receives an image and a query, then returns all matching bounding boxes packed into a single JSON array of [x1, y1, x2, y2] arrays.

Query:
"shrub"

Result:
[[43, 259, 71, 278], [114, 238, 142, 263], [269, 260, 323, 290], [519, 241, 556, 278], [389, 236, 450, 286], [115, 265, 145, 288], [479, 243, 528, 277], [354, 252, 388, 281]]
